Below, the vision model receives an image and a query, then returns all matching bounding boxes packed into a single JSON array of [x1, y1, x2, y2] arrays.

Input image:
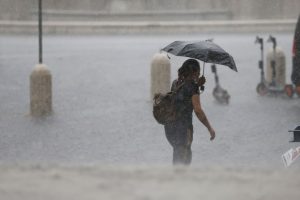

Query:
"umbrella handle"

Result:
[[199, 62, 205, 93], [200, 85, 205, 93]]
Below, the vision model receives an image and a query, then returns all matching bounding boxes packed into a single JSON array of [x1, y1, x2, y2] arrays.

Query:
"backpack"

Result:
[[152, 82, 184, 125]]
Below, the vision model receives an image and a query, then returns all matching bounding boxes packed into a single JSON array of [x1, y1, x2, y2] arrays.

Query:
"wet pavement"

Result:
[[0, 33, 299, 167]]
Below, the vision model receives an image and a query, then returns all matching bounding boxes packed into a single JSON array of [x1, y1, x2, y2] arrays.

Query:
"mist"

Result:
[[0, 1, 300, 200]]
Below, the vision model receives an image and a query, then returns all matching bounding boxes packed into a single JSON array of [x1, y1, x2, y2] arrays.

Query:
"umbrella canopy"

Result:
[[162, 40, 237, 72]]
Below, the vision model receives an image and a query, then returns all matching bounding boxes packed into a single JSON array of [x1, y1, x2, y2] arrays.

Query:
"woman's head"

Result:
[[178, 59, 201, 81]]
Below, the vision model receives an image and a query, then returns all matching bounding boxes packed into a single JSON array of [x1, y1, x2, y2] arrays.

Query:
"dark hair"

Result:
[[178, 59, 200, 81]]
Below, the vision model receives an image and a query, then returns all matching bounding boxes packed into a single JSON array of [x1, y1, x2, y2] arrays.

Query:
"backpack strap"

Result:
[[173, 81, 185, 93]]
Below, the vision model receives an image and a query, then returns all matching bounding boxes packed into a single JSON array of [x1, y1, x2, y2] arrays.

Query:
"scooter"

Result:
[[255, 36, 268, 95], [255, 35, 299, 98], [284, 84, 300, 98], [255, 35, 286, 96], [211, 64, 230, 104], [266, 35, 285, 96]]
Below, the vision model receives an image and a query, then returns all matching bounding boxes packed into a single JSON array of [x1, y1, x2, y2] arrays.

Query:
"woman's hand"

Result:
[[197, 76, 206, 86], [209, 128, 215, 141]]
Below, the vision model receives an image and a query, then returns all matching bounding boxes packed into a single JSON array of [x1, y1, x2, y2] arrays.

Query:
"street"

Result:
[[0, 33, 299, 168]]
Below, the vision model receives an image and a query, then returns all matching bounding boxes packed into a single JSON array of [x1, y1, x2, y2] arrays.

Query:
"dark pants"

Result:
[[164, 122, 194, 165]]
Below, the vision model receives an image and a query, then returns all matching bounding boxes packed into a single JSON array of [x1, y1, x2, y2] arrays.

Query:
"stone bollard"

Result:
[[151, 53, 171, 99], [266, 47, 286, 88], [30, 64, 52, 117]]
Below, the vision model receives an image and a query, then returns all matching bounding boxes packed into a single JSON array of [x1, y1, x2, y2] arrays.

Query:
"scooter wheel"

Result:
[[256, 83, 268, 96], [284, 84, 294, 98], [296, 86, 300, 97]]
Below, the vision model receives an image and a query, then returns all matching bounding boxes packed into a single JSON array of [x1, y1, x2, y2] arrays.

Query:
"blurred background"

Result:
[[0, 0, 299, 167], [0, 1, 300, 199], [0, 0, 299, 34]]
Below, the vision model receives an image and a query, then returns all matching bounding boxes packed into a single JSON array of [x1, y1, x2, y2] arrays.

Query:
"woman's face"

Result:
[[193, 70, 200, 80]]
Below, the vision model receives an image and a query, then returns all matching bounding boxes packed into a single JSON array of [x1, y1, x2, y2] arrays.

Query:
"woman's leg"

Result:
[[173, 126, 193, 165], [184, 126, 193, 165]]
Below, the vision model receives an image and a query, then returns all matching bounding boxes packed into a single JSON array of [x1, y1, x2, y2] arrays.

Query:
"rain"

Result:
[[0, 0, 300, 199]]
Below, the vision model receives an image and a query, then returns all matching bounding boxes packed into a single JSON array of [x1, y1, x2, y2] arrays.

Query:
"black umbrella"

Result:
[[162, 40, 237, 72]]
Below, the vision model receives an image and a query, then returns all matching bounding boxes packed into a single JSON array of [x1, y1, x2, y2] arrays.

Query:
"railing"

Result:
[[32, 9, 233, 21]]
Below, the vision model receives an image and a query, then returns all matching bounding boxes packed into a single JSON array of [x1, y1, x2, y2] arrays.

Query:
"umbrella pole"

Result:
[[200, 62, 206, 93]]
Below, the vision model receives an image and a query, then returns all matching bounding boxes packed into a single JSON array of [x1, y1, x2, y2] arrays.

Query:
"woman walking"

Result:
[[164, 59, 215, 165]]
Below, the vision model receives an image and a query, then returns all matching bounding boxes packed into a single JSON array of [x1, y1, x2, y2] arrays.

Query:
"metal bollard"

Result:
[[30, 64, 52, 116], [150, 53, 170, 100], [266, 47, 286, 88]]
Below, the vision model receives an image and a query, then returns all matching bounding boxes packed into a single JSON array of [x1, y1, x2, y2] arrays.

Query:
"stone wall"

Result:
[[0, 0, 299, 21]]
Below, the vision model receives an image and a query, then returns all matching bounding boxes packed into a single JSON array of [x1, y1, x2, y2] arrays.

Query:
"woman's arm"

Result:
[[192, 94, 215, 140]]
